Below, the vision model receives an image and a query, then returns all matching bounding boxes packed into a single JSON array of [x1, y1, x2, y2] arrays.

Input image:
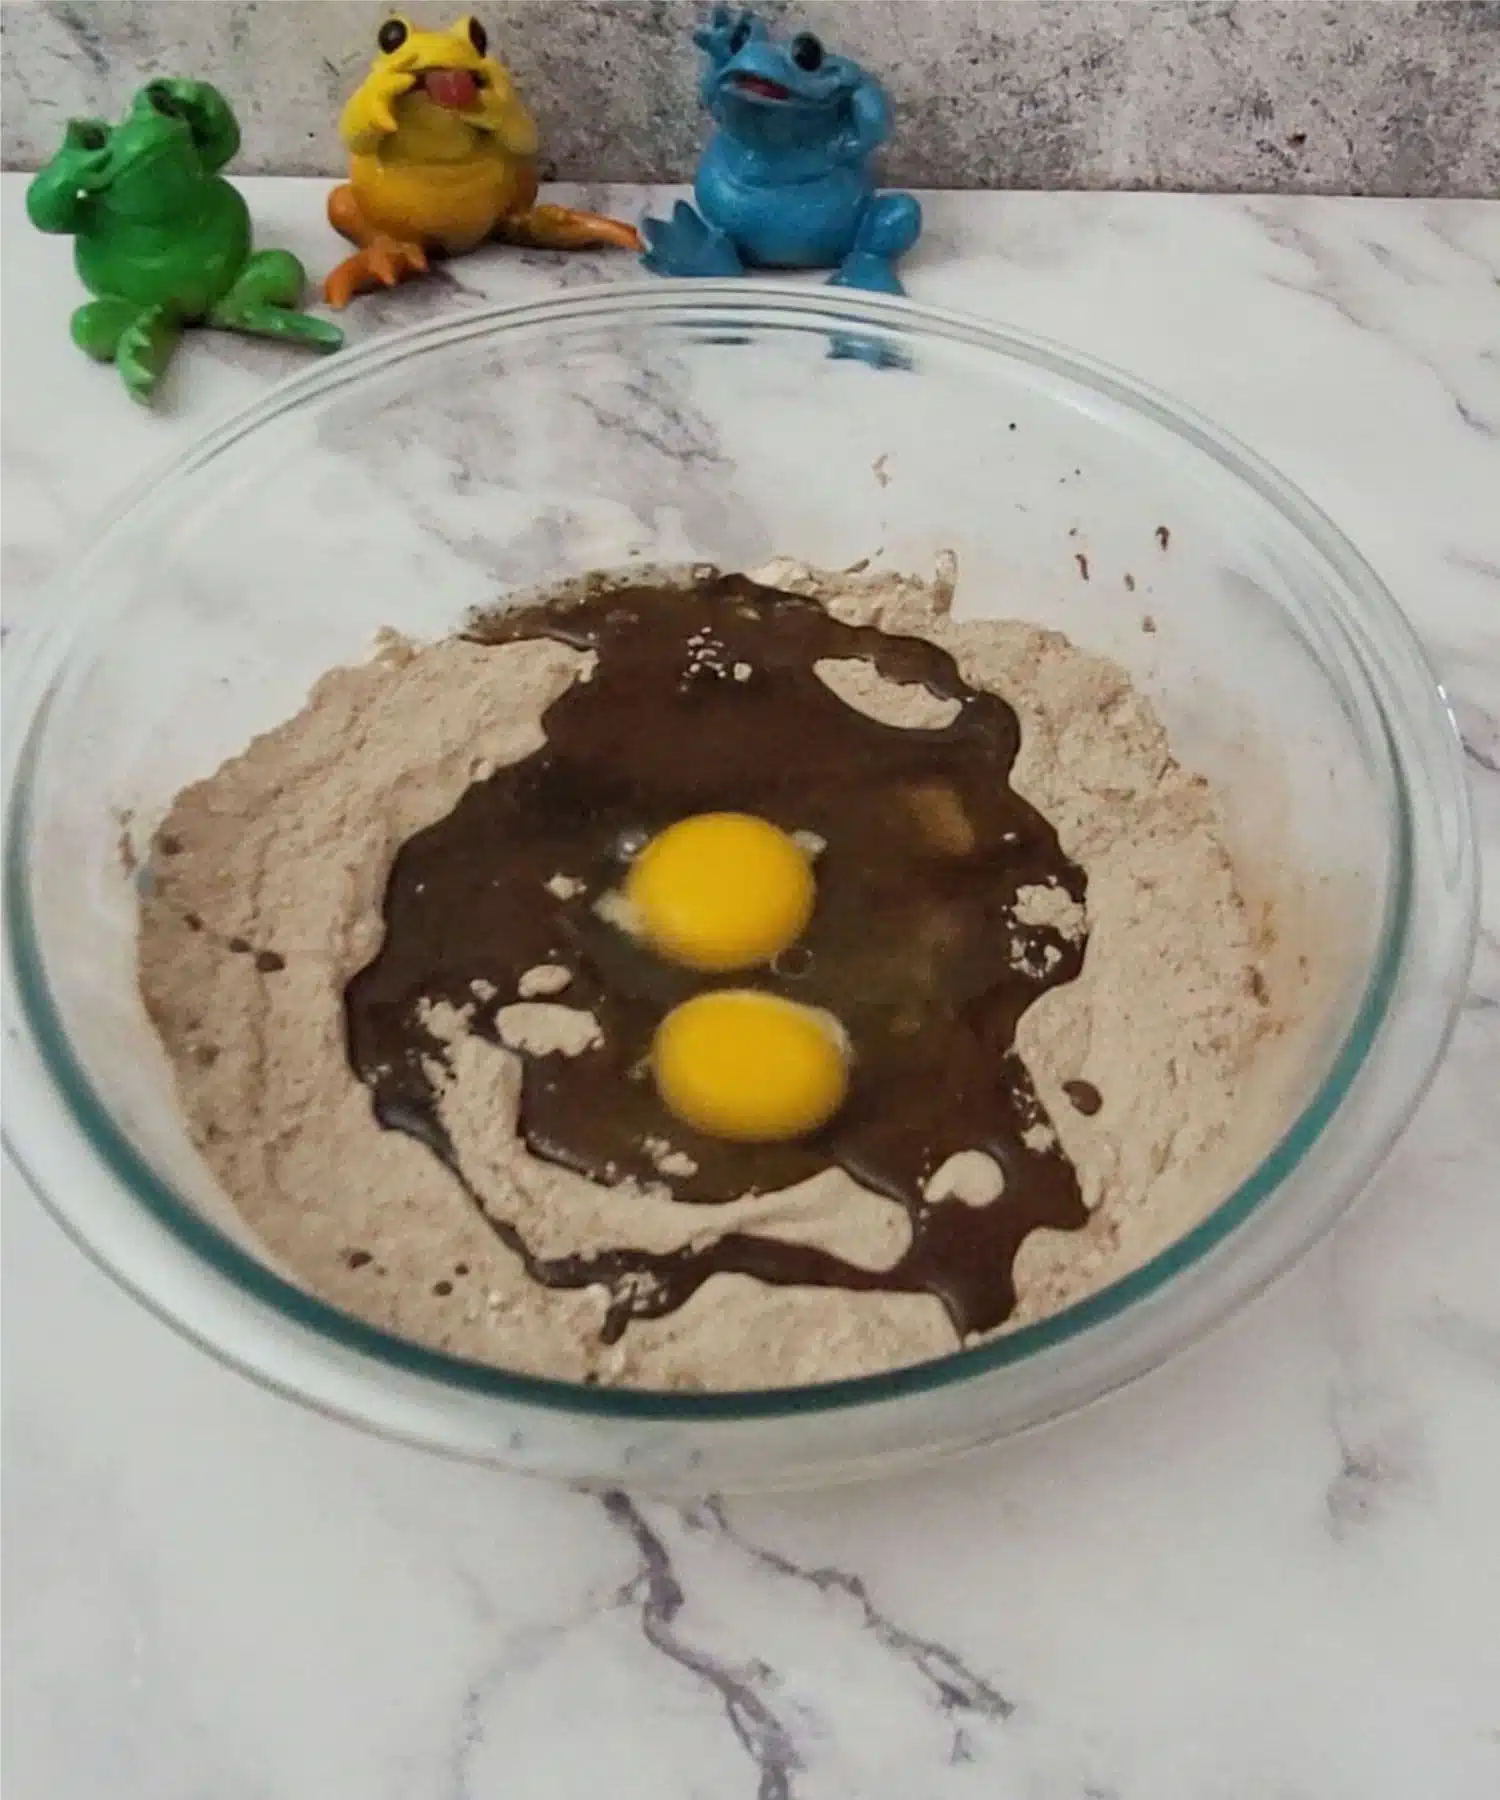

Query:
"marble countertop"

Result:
[[3, 177, 1498, 1800]]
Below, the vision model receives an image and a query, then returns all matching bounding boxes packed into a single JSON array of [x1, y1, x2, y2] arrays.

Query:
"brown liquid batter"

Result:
[[1063, 1078, 1103, 1116], [345, 577, 1091, 1345]]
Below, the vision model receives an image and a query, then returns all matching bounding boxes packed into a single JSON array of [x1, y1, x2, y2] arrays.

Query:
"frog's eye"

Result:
[[145, 82, 185, 119], [728, 17, 752, 52], [73, 121, 108, 152], [466, 16, 488, 56], [377, 17, 409, 54], [791, 32, 824, 72]]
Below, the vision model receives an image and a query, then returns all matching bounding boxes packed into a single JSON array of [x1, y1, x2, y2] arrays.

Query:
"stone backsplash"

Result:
[[3, 0, 1497, 196]]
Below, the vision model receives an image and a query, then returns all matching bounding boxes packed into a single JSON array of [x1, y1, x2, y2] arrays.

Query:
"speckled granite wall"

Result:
[[4, 0, 1498, 196]]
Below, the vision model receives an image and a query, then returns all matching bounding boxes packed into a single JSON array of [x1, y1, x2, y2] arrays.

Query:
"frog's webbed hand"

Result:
[[695, 6, 760, 84], [147, 80, 241, 172], [26, 121, 112, 233], [695, 6, 751, 61], [836, 76, 892, 165], [339, 67, 417, 153], [474, 72, 539, 158]]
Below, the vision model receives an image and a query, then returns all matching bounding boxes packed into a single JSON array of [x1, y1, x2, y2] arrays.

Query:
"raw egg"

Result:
[[625, 812, 815, 972], [651, 991, 849, 1142]]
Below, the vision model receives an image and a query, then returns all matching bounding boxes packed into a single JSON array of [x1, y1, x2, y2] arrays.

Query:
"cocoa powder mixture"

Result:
[[138, 563, 1312, 1390]]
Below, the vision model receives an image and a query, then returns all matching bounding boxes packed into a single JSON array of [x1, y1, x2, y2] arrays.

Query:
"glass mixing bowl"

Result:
[[2, 285, 1477, 1491]]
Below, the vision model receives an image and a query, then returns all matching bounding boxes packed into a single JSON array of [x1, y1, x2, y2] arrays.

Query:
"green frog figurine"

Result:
[[27, 80, 343, 403]]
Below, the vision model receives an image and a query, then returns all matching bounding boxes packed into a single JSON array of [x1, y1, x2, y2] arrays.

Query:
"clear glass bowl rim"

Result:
[[1, 280, 1478, 1427]]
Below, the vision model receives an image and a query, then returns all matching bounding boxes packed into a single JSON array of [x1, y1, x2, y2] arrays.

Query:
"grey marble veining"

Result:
[[4, 177, 1500, 1797], [3, 0, 1498, 197]]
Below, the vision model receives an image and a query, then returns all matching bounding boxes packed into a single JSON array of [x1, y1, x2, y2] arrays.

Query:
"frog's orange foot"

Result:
[[503, 205, 643, 254], [322, 237, 429, 308]]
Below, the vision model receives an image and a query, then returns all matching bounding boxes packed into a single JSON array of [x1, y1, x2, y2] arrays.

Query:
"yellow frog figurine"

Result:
[[324, 14, 640, 306]]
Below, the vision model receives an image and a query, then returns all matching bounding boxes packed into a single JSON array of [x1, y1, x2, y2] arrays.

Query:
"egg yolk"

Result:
[[624, 812, 815, 973], [652, 991, 849, 1142]]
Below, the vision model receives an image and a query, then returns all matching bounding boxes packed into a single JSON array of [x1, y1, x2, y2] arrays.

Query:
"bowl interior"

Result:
[[7, 290, 1397, 1406]]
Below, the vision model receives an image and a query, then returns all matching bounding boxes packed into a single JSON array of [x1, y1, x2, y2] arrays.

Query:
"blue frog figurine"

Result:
[[641, 7, 921, 294]]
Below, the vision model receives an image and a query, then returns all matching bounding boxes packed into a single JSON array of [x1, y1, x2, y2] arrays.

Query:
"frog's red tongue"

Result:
[[732, 73, 791, 101], [423, 68, 480, 110]]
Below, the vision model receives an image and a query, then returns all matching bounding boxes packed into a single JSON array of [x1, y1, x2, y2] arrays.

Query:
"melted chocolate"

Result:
[[345, 577, 1091, 1345]]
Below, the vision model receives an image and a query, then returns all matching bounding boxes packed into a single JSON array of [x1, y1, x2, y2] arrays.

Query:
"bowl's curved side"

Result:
[[1, 286, 1479, 1489]]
